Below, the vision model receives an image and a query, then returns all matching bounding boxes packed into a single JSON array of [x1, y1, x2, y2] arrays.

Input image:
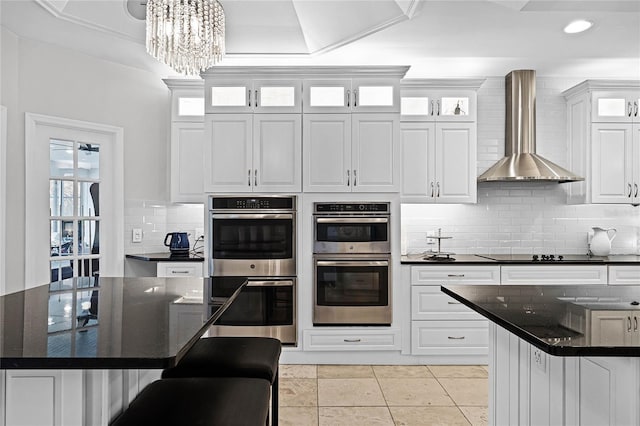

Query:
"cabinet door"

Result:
[[204, 114, 253, 192], [590, 311, 634, 346], [435, 122, 477, 203], [591, 123, 633, 203], [591, 91, 638, 123], [205, 79, 253, 113], [303, 80, 352, 113], [171, 122, 204, 203], [351, 113, 399, 192], [400, 122, 436, 201], [351, 78, 400, 113], [253, 114, 302, 192], [253, 80, 302, 113], [303, 114, 352, 192], [432, 90, 477, 122]]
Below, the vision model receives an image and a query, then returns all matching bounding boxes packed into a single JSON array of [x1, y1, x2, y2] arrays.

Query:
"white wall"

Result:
[[402, 77, 640, 256], [0, 27, 170, 293]]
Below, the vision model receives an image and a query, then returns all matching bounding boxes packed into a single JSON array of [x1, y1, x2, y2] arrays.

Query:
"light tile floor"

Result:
[[278, 365, 489, 426]]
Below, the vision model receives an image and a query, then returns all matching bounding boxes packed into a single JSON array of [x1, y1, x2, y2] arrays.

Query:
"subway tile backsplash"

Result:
[[124, 199, 205, 254], [401, 77, 640, 256]]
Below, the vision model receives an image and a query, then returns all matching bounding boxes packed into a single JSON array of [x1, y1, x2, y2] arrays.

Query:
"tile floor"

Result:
[[278, 364, 489, 426]]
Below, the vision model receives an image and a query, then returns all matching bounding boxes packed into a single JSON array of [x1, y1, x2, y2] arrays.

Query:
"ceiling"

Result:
[[1, 0, 639, 80]]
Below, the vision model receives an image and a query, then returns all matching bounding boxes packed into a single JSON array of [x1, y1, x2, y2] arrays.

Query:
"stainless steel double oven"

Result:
[[208, 195, 296, 345], [313, 202, 392, 326]]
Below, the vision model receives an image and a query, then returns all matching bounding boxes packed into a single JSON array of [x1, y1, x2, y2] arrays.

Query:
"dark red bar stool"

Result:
[[110, 377, 270, 426], [162, 337, 282, 426]]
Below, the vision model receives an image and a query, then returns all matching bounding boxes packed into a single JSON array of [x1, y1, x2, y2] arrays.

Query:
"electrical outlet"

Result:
[[533, 349, 546, 372], [132, 228, 143, 243]]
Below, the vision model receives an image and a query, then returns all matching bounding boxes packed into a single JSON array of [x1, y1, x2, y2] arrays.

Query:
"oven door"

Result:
[[313, 216, 390, 254], [313, 255, 391, 325], [211, 213, 295, 276], [209, 278, 297, 344]]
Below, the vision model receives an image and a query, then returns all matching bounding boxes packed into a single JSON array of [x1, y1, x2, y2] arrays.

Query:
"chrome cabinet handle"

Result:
[[629, 101, 633, 117], [353, 170, 357, 186], [635, 183, 639, 198], [634, 316, 638, 332], [346, 90, 351, 107], [353, 89, 358, 107], [635, 101, 639, 117], [254, 169, 258, 186], [430, 100, 434, 116], [447, 301, 462, 304], [248, 169, 251, 186], [347, 170, 350, 186], [447, 274, 465, 277], [248, 89, 252, 107], [628, 316, 632, 332], [171, 270, 189, 274], [430, 182, 434, 197], [255, 90, 258, 107], [628, 183, 633, 197], [344, 338, 361, 343], [437, 100, 441, 115], [448, 336, 465, 340], [436, 182, 440, 197]]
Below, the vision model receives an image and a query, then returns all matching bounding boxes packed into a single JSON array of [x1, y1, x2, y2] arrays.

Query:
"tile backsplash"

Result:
[[401, 76, 640, 256], [124, 199, 205, 254]]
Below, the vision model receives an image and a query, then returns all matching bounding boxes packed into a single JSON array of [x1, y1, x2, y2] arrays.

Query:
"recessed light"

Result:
[[564, 20, 593, 34]]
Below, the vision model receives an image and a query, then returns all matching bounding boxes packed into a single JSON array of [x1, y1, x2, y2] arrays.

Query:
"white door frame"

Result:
[[24, 113, 124, 288], [0, 106, 6, 295]]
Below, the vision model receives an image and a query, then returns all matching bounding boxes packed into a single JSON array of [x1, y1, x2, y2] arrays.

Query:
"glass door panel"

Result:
[[358, 86, 394, 107], [401, 96, 431, 117], [254, 80, 301, 112], [441, 97, 470, 117], [303, 80, 351, 113]]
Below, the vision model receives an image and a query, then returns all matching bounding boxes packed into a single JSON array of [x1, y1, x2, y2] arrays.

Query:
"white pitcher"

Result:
[[590, 227, 617, 256]]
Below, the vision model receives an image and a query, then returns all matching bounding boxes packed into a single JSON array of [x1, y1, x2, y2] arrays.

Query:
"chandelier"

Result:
[[146, 0, 225, 76]]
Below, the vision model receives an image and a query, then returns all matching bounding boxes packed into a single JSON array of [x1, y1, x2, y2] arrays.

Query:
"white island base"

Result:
[[489, 324, 640, 426]]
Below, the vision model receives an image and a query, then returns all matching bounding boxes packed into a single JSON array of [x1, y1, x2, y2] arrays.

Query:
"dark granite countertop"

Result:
[[401, 254, 640, 265], [126, 252, 204, 262], [0, 276, 246, 369], [442, 284, 640, 357]]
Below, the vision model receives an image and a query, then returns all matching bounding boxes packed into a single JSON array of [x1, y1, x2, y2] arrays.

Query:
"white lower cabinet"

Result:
[[156, 262, 203, 277], [303, 328, 401, 351], [500, 265, 608, 285], [409, 265, 499, 360], [608, 265, 640, 284]]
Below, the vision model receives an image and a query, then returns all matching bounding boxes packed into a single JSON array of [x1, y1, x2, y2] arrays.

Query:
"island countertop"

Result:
[[0, 276, 246, 369], [441, 284, 640, 357]]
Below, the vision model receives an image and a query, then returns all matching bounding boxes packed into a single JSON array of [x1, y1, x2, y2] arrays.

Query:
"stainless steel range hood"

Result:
[[477, 70, 583, 183]]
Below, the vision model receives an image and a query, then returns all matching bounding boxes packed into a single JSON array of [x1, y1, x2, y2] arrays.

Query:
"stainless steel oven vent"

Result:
[[477, 70, 583, 183]]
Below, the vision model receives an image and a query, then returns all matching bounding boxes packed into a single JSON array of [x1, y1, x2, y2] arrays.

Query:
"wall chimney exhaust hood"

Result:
[[477, 70, 583, 183]]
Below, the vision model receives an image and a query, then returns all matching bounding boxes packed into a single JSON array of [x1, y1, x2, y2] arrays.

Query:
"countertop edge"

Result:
[[441, 285, 640, 357], [126, 253, 204, 262]]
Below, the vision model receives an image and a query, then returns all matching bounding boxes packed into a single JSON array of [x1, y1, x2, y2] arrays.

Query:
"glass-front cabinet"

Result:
[[591, 91, 640, 123], [205, 79, 302, 113], [303, 78, 400, 113], [400, 87, 478, 122]]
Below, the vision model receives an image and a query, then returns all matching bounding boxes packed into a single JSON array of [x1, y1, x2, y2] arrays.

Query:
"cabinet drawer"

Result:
[[303, 328, 401, 351], [411, 286, 482, 320], [156, 262, 203, 278], [411, 321, 488, 355], [500, 265, 607, 285], [608, 265, 640, 285], [411, 265, 500, 285]]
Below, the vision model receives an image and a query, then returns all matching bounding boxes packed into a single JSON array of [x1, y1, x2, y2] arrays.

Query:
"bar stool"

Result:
[[162, 337, 282, 425], [110, 377, 270, 426]]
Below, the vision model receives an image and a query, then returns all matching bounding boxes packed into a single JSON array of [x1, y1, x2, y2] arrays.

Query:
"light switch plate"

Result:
[[132, 228, 143, 243]]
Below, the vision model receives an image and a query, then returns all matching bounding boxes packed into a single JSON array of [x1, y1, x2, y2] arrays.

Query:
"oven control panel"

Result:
[[314, 202, 390, 213], [210, 196, 296, 211]]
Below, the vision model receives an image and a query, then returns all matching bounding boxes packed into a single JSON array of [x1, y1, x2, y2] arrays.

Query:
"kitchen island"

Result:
[[0, 276, 247, 425], [442, 284, 640, 426]]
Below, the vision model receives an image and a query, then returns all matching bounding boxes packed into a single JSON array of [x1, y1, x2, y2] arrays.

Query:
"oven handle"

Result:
[[211, 213, 294, 220], [316, 260, 389, 267], [315, 217, 388, 224], [246, 280, 294, 287]]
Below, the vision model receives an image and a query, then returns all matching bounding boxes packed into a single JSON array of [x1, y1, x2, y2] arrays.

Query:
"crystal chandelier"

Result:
[[146, 0, 225, 76]]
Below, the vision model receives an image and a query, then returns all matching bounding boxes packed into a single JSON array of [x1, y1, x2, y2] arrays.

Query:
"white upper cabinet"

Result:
[[303, 113, 399, 192], [564, 81, 640, 205], [205, 113, 301, 193], [591, 90, 640, 123], [205, 79, 302, 113], [399, 79, 483, 203], [164, 79, 205, 203], [303, 78, 400, 113]]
